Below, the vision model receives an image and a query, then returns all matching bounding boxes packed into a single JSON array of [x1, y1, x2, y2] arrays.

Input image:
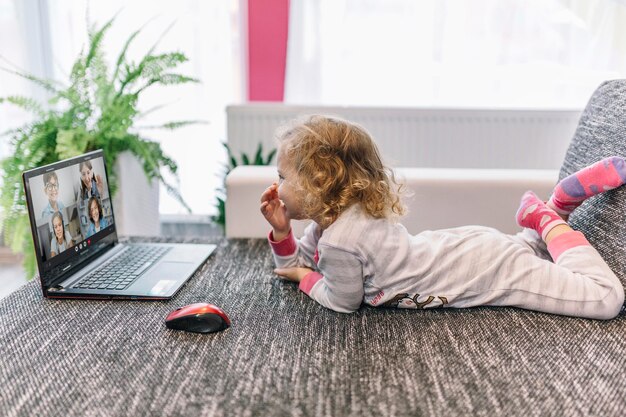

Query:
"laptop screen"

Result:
[[23, 150, 118, 286]]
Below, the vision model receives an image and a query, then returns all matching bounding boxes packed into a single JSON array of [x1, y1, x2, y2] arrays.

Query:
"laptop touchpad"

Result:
[[147, 262, 194, 295]]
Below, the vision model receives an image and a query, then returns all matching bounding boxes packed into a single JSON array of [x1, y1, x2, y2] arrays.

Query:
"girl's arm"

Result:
[[297, 245, 364, 314], [269, 222, 320, 269]]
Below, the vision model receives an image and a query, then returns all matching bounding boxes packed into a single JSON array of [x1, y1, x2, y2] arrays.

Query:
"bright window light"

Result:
[[286, 0, 626, 109]]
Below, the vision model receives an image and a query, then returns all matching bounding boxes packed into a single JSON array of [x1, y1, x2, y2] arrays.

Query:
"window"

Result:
[[0, 0, 44, 159], [1, 0, 244, 215], [285, 0, 626, 108]]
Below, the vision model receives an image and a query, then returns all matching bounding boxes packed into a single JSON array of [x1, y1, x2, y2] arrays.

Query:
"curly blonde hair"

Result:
[[277, 115, 406, 228]]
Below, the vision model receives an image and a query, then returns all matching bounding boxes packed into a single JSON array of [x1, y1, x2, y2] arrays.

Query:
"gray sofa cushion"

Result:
[[559, 79, 626, 292]]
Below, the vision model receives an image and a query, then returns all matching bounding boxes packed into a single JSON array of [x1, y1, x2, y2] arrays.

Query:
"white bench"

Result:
[[225, 166, 559, 238]]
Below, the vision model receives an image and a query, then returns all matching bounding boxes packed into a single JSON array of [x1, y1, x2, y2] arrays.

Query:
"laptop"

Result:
[[22, 149, 216, 300]]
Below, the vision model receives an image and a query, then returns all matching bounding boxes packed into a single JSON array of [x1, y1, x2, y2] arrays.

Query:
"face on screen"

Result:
[[52, 215, 64, 240], [89, 199, 100, 222], [28, 156, 114, 264], [80, 164, 93, 189], [44, 176, 59, 205]]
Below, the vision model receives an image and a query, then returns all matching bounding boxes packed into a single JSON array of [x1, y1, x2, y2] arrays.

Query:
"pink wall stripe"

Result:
[[247, 0, 289, 101]]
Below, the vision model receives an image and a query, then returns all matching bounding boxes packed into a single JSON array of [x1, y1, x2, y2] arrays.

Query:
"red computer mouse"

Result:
[[165, 303, 230, 334]]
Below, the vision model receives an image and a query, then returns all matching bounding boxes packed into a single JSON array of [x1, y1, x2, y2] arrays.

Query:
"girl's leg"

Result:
[[508, 191, 624, 319], [547, 156, 626, 218], [485, 242, 624, 319], [510, 228, 551, 261]]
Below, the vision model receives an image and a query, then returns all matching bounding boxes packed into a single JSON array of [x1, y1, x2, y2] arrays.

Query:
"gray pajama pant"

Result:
[[442, 228, 624, 319]]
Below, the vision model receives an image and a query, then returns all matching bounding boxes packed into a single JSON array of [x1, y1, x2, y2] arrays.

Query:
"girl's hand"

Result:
[[274, 267, 313, 283], [260, 182, 290, 238]]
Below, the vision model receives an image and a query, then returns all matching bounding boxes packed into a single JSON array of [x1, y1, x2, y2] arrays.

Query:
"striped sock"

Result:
[[516, 191, 567, 240], [547, 156, 626, 215]]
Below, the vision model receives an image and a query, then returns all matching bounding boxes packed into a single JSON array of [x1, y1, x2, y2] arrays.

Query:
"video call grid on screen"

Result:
[[28, 156, 114, 263]]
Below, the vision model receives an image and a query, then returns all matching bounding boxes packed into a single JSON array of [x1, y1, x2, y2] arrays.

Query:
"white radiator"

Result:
[[226, 104, 582, 169]]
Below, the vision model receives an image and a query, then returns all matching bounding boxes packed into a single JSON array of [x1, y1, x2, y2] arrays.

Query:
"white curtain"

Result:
[[0, 0, 46, 158], [285, 0, 626, 108], [1, 0, 244, 215]]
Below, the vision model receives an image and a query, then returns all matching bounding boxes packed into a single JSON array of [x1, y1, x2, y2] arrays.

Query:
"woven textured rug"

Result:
[[1, 237, 625, 417]]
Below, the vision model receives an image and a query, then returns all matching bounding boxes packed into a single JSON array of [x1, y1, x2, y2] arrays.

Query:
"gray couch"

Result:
[[560, 79, 626, 291], [0, 81, 624, 417]]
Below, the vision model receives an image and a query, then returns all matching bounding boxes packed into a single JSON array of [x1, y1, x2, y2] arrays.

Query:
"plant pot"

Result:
[[112, 151, 160, 236]]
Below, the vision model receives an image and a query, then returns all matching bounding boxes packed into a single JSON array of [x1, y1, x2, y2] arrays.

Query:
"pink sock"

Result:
[[547, 231, 591, 261], [516, 191, 567, 240], [548, 156, 626, 215]]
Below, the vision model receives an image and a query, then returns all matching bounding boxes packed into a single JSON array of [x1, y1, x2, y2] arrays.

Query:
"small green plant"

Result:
[[0, 16, 200, 278], [212, 142, 276, 228]]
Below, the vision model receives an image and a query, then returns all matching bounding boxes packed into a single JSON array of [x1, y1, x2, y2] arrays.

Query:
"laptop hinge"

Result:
[[45, 242, 120, 291]]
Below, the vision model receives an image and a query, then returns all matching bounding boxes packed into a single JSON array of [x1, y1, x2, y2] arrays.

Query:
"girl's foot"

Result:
[[547, 156, 626, 216], [517, 191, 567, 240]]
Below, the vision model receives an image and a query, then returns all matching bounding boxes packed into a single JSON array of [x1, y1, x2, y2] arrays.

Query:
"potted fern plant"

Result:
[[0, 17, 199, 278]]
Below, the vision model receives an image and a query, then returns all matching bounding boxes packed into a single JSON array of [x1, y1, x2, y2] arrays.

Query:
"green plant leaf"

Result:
[[56, 128, 90, 159], [22, 236, 37, 280], [137, 101, 173, 119], [1, 16, 199, 274], [0, 65, 62, 95], [119, 51, 189, 96], [6, 213, 29, 254], [144, 72, 199, 87], [211, 196, 225, 228], [0, 96, 45, 117], [143, 21, 176, 61], [265, 148, 277, 165], [85, 14, 117, 69], [138, 120, 206, 130], [254, 143, 263, 165], [112, 23, 147, 82]]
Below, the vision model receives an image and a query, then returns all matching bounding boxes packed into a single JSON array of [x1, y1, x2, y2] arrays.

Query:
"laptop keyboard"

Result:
[[74, 245, 172, 291]]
